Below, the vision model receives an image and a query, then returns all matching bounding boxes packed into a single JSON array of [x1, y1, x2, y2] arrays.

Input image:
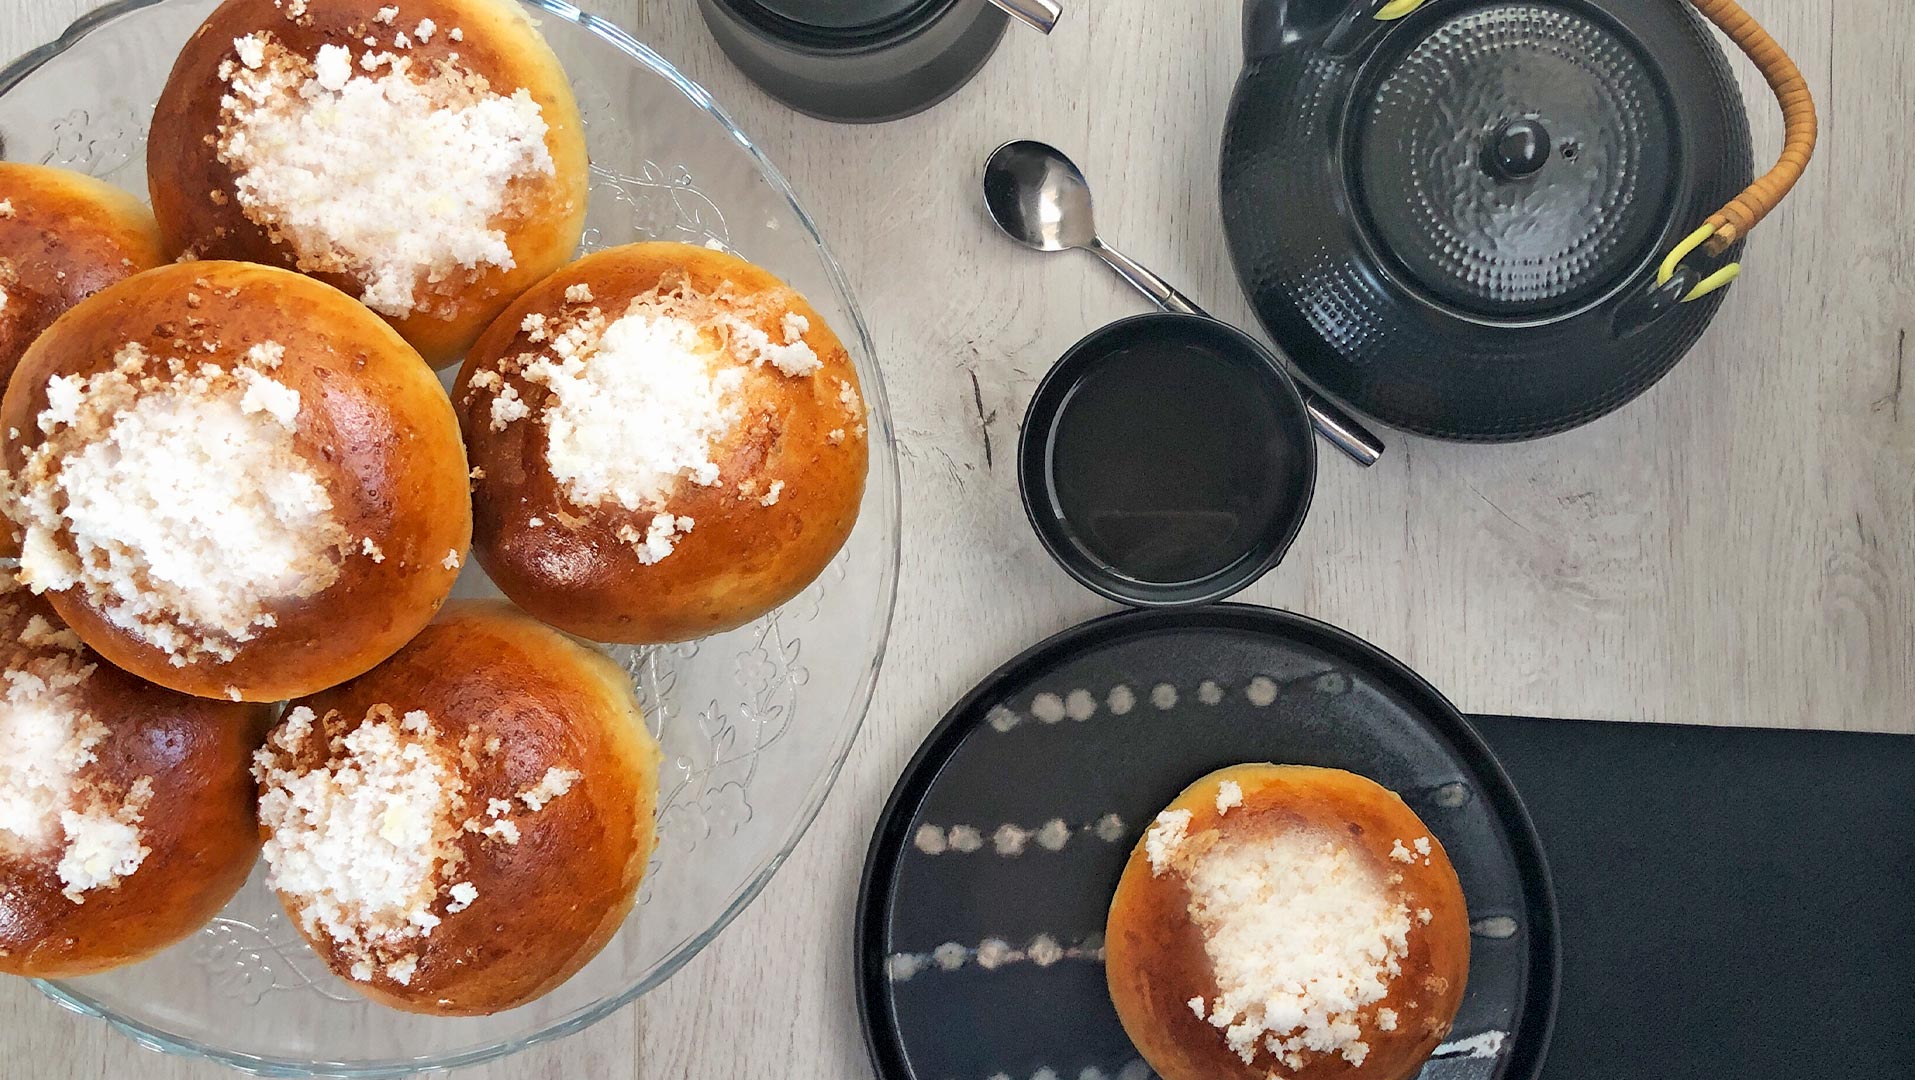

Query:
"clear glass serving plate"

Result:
[[0, 1, 901, 1074]]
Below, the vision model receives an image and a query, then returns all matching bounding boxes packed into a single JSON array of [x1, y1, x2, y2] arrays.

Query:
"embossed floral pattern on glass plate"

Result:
[[0, 2, 900, 1075]]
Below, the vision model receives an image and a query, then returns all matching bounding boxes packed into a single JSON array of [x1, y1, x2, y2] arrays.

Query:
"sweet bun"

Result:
[[1106, 764, 1470, 1080], [255, 601, 661, 1015], [0, 260, 471, 702], [0, 163, 167, 389], [454, 242, 869, 643], [147, 0, 589, 366], [0, 585, 269, 978]]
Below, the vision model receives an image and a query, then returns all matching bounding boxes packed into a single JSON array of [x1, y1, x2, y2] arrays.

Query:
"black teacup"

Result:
[[1019, 314, 1318, 607]]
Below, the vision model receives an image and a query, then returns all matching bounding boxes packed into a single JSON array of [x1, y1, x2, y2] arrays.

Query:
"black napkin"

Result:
[[1471, 716, 1915, 1080]]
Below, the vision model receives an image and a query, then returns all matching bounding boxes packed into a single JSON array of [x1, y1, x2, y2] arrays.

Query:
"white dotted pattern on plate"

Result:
[[899, 676, 1513, 1078]]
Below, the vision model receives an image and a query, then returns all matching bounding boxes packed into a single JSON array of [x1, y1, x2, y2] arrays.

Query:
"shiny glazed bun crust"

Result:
[[454, 242, 869, 644], [147, 0, 589, 366], [0, 587, 269, 978], [1106, 764, 1471, 1080], [261, 602, 661, 1015], [0, 163, 168, 390], [0, 261, 471, 702]]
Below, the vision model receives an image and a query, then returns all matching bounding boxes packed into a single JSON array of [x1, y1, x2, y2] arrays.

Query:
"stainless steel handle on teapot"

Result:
[[1088, 241, 1387, 469], [987, 0, 1063, 34]]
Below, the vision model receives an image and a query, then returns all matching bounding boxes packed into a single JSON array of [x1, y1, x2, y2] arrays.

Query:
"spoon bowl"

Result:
[[984, 140, 1098, 252]]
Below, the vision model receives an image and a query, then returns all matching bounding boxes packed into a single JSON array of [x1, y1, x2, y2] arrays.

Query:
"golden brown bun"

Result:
[[0, 261, 471, 701], [272, 601, 660, 1015], [0, 164, 168, 389], [147, 0, 589, 366], [454, 242, 869, 643], [1106, 765, 1471, 1080], [0, 587, 270, 978]]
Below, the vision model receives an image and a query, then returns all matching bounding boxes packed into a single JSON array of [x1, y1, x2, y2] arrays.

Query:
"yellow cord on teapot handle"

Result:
[[1660, 0, 1818, 301], [1659, 225, 1743, 302], [1374, 0, 1817, 304]]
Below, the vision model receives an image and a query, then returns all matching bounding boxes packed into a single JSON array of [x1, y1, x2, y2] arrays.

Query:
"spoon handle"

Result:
[[1298, 399, 1386, 469], [987, 0, 1063, 34], [1088, 241, 1386, 468], [1089, 240, 1202, 315]]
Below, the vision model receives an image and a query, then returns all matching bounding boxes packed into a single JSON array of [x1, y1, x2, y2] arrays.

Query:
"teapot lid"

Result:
[[1354, 5, 1677, 318]]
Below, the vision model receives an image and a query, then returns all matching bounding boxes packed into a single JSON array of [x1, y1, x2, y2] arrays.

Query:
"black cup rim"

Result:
[[1018, 312, 1319, 608], [714, 0, 965, 50]]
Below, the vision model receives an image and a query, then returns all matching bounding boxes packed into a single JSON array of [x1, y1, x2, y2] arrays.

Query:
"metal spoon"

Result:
[[983, 139, 1385, 467], [987, 0, 1063, 34]]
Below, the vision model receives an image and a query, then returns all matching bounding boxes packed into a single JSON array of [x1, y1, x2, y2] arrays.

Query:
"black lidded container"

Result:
[[1220, 0, 1757, 442], [697, 0, 1010, 124]]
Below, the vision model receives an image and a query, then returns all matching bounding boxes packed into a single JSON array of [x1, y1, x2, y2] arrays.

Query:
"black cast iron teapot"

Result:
[[1220, 0, 1816, 441]]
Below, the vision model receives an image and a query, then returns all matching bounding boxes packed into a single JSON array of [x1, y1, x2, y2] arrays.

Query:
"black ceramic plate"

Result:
[[857, 606, 1559, 1080]]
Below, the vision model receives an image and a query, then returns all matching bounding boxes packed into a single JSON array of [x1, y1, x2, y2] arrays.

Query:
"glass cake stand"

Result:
[[0, 1, 901, 1073]]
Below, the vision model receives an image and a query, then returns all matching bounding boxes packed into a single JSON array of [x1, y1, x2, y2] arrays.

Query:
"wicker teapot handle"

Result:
[[1656, 0, 1818, 300]]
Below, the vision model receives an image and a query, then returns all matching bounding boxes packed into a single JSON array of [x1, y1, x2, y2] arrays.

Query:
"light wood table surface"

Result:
[[2, 0, 1910, 1076]]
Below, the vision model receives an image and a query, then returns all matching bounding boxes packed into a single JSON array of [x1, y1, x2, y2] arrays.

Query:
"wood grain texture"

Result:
[[2, 0, 1909, 1077]]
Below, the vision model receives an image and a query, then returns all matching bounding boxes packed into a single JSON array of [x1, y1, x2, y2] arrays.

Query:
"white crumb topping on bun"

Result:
[[255, 705, 466, 981], [255, 702, 588, 983], [1165, 822, 1416, 1072], [216, 34, 554, 318], [1216, 779, 1244, 814], [0, 606, 154, 902], [464, 275, 831, 564], [4, 342, 347, 665]]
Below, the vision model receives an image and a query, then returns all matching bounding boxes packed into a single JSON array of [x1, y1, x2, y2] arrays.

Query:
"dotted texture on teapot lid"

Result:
[[1354, 4, 1677, 318]]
